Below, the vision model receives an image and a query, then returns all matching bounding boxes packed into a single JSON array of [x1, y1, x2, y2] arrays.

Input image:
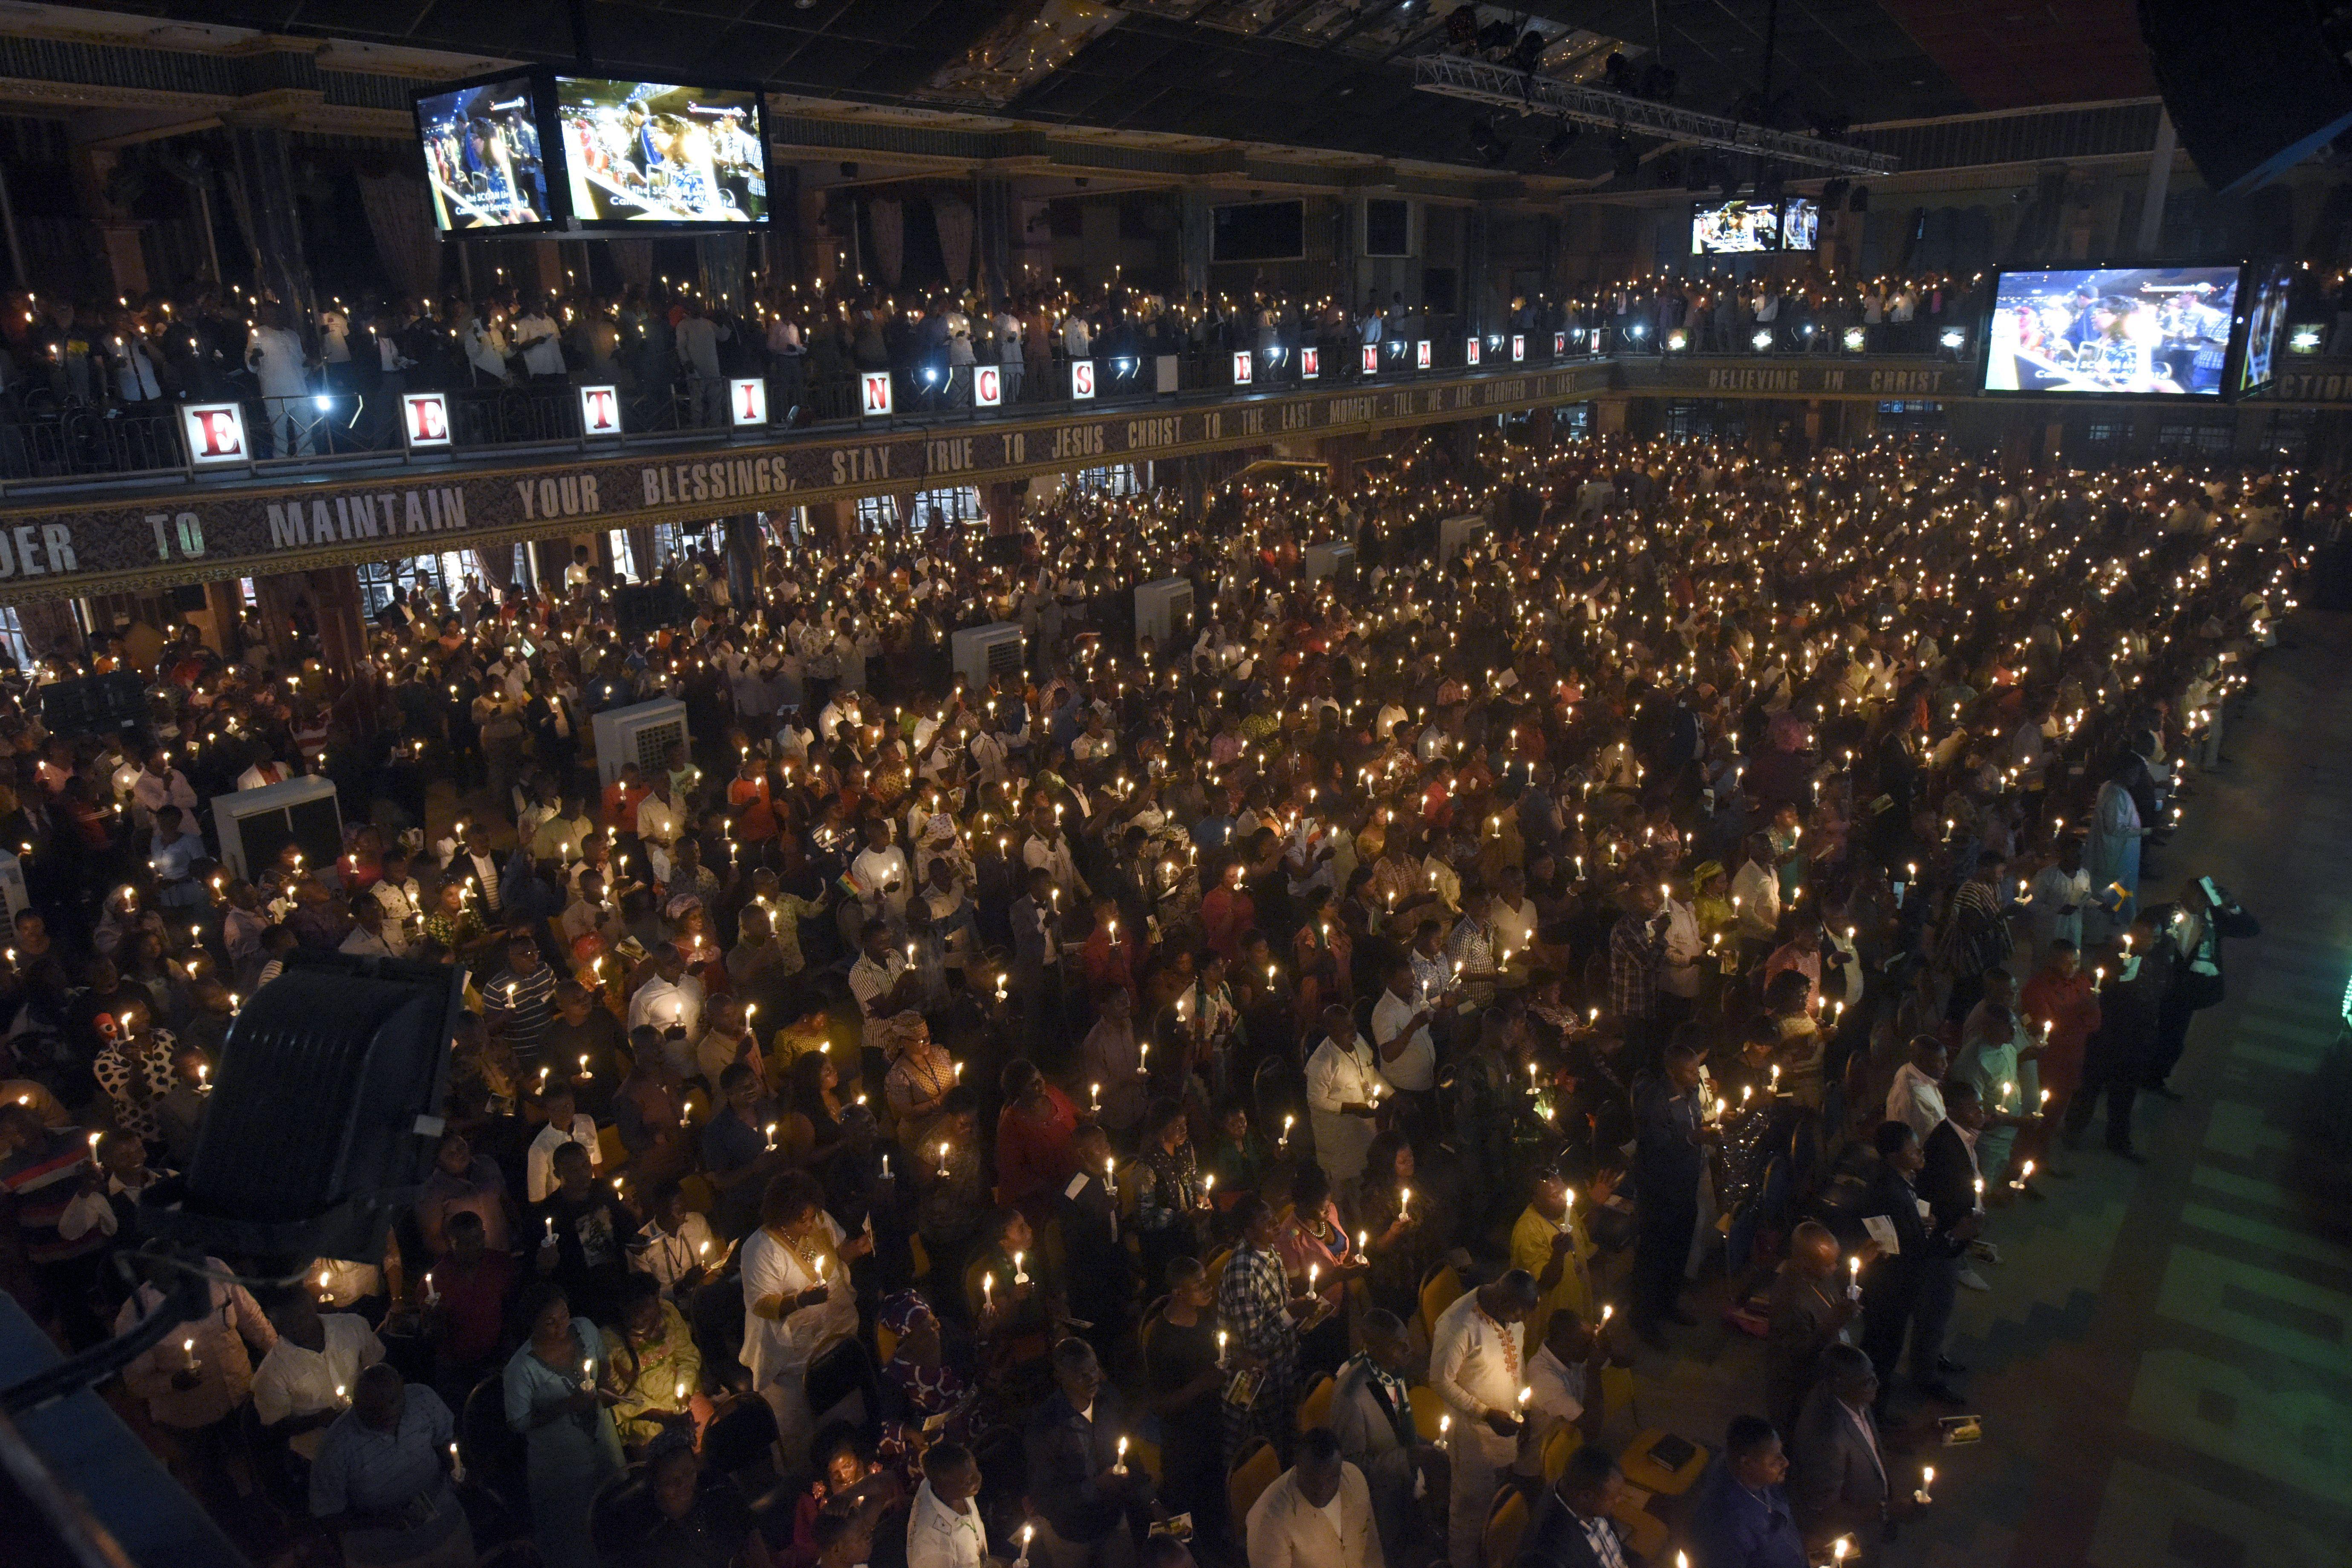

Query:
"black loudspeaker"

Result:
[[614, 582, 691, 639], [39, 671, 148, 734], [2139, 0, 2352, 192]]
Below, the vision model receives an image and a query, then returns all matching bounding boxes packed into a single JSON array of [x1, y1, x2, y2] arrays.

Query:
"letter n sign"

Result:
[[729, 378, 767, 426], [861, 372, 894, 418], [578, 384, 622, 437], [401, 392, 451, 448], [1465, 337, 1481, 366], [182, 403, 248, 466]]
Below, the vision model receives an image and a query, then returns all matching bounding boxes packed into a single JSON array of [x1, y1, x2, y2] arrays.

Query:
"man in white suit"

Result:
[[1247, 1428, 1385, 1568]]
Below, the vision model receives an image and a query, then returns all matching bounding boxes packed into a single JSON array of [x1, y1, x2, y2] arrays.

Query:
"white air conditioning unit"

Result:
[[1134, 576, 1195, 653], [210, 775, 343, 883], [1439, 514, 1490, 564], [593, 698, 690, 790], [1304, 542, 1358, 582], [951, 622, 1027, 690]]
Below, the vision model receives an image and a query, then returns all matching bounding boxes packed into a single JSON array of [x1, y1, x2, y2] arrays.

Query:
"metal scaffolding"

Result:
[[1411, 55, 1899, 177]]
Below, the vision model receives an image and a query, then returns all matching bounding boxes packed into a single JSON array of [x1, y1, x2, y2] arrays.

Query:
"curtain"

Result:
[[470, 543, 513, 593], [357, 173, 442, 302], [934, 199, 974, 289], [870, 197, 903, 286], [699, 233, 748, 311]]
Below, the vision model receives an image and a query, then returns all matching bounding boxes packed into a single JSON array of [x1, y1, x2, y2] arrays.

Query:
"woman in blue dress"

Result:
[[504, 1282, 626, 1568], [2085, 752, 2145, 943]]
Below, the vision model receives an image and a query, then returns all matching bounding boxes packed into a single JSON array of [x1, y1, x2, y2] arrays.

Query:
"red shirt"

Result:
[[603, 781, 649, 834], [995, 1084, 1081, 1218], [430, 1248, 517, 1368]]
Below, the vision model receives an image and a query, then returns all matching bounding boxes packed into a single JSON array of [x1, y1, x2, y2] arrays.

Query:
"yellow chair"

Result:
[[1407, 1385, 1446, 1443], [1539, 1421, 1584, 1482], [1609, 1490, 1669, 1561], [1297, 1375, 1336, 1433], [1130, 1436, 1163, 1486], [678, 1173, 717, 1218], [909, 1233, 931, 1281], [1620, 1430, 1709, 1498], [1482, 1489, 1529, 1568], [877, 1322, 900, 1364], [1418, 1262, 1464, 1341], [595, 1122, 629, 1174], [1599, 1362, 1637, 1428], [1228, 1437, 1280, 1524], [681, 1086, 711, 1125], [1205, 1248, 1234, 1296]]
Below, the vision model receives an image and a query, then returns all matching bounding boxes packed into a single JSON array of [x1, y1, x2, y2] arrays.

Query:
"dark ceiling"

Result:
[[81, 1, 2156, 173]]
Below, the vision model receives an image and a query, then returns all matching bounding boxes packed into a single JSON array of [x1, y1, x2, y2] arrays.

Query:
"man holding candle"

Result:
[[1629, 1041, 1712, 1347], [1023, 1337, 1161, 1568], [1305, 1004, 1387, 1186], [1684, 1414, 1807, 1568], [1244, 1427, 1383, 1568], [253, 1289, 386, 1463], [1429, 1267, 1540, 1568], [309, 1364, 472, 1568], [1789, 1344, 1903, 1552]]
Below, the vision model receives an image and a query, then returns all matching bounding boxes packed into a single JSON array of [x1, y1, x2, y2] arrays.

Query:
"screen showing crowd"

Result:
[[1692, 198, 1817, 255], [1983, 265, 2241, 396], [556, 77, 768, 225], [417, 77, 552, 232]]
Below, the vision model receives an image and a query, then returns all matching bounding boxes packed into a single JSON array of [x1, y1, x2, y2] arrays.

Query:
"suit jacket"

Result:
[[1762, 1265, 1851, 1430], [1327, 1356, 1416, 1472], [1245, 1463, 1384, 1568], [1787, 1383, 1889, 1544], [1918, 1122, 1980, 1238], [1023, 1385, 1143, 1543]]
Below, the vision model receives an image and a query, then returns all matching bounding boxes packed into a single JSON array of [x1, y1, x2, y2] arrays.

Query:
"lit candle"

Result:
[[939, 1141, 951, 1176], [1916, 1465, 1934, 1505], [1115, 1435, 1129, 1473], [449, 1441, 465, 1482], [1848, 1255, 1861, 1298], [1216, 1329, 1229, 1366], [1090, 1081, 1102, 1110], [1013, 1249, 1029, 1285], [580, 1357, 595, 1392], [983, 1272, 994, 1310]]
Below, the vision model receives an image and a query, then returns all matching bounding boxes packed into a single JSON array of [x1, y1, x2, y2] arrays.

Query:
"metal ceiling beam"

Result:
[[1410, 54, 1898, 176]]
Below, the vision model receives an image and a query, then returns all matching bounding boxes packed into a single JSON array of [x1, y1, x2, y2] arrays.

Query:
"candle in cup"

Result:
[[1916, 1465, 1934, 1505]]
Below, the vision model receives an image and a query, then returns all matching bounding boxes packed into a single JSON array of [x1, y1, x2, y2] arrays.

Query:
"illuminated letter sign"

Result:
[[974, 365, 1002, 408], [729, 378, 767, 427], [1072, 360, 1095, 400], [1415, 340, 1432, 369], [401, 392, 451, 448], [578, 384, 622, 437], [1232, 351, 1252, 385], [861, 372, 894, 418], [182, 403, 248, 466], [1300, 346, 1319, 380]]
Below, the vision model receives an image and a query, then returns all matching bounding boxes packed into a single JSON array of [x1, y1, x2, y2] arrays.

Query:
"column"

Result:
[[975, 175, 1015, 310], [1464, 202, 1493, 338], [1179, 187, 1211, 299], [226, 119, 316, 325], [983, 481, 1024, 534]]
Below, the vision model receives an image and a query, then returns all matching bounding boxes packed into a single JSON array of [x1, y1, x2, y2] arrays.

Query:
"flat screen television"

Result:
[[414, 72, 557, 233], [1980, 264, 2243, 397], [1213, 200, 1305, 263], [555, 75, 769, 227], [1778, 197, 1819, 251], [2237, 262, 2294, 395], [1691, 200, 1780, 255]]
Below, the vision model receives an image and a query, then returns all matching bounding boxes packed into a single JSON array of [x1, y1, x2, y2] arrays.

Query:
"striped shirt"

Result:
[[308, 1384, 465, 1565], [486, 964, 558, 1057]]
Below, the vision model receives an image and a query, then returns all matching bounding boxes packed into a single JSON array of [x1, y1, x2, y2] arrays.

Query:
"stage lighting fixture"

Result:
[[1544, 124, 1580, 161], [1843, 327, 1867, 351], [1752, 329, 1774, 350]]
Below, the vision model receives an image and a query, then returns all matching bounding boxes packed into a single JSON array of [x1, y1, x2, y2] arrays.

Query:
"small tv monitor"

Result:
[[1980, 264, 2244, 397], [555, 76, 769, 227], [1692, 200, 1779, 255], [414, 73, 556, 233], [1779, 197, 1819, 251], [2236, 262, 2294, 395]]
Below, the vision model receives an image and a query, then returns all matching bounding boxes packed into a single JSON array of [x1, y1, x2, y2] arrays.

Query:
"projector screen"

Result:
[[555, 76, 769, 226], [1981, 265, 2243, 397], [415, 74, 556, 233], [2237, 262, 2293, 395], [1692, 200, 1780, 255]]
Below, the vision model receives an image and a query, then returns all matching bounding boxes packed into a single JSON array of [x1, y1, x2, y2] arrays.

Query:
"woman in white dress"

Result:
[[739, 1168, 867, 1465]]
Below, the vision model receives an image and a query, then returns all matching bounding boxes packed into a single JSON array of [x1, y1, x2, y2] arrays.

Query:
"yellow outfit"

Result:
[[1510, 1202, 1595, 1352], [600, 1300, 703, 1447]]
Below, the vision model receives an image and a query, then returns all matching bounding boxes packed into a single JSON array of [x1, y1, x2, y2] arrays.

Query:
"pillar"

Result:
[[1464, 202, 1494, 337], [1594, 398, 1629, 437], [805, 498, 855, 549], [1179, 187, 1211, 299], [983, 481, 1024, 534], [975, 175, 1015, 310], [225, 119, 316, 325], [12, 599, 80, 665]]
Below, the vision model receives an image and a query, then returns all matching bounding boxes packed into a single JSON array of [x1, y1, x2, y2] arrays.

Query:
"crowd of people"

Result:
[[0, 266, 2012, 468], [0, 426, 2314, 1568]]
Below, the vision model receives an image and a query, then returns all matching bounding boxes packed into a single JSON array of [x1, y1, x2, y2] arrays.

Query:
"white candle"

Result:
[[1013, 1249, 1029, 1284]]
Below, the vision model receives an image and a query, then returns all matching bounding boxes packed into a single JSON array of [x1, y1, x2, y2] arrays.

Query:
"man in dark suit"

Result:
[[1914, 1085, 1991, 1396], [1630, 1040, 1714, 1347], [1763, 1221, 1862, 1435], [1024, 1337, 1161, 1568], [1857, 1118, 1978, 1410], [1684, 1414, 1808, 1568], [2146, 879, 2259, 1097], [1514, 1444, 1632, 1568], [2067, 915, 2169, 1159], [1789, 1344, 1899, 1553]]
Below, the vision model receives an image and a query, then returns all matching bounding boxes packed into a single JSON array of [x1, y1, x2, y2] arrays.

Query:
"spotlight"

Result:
[[1939, 329, 1966, 349], [1843, 327, 1867, 351], [313, 395, 331, 411], [2290, 326, 2324, 352], [1666, 330, 1687, 351], [1751, 329, 1774, 351]]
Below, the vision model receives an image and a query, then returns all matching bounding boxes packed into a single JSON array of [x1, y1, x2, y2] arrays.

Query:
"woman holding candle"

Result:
[[1143, 1256, 1230, 1557], [600, 1274, 710, 1454], [503, 1282, 625, 1568], [741, 1170, 865, 1465], [1272, 1162, 1361, 1379], [1353, 1130, 1438, 1320], [1132, 1097, 1210, 1289]]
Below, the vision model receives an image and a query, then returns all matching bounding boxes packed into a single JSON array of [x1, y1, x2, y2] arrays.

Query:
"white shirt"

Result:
[[526, 1114, 602, 1203], [850, 951, 911, 1020], [739, 1214, 856, 1390], [251, 1314, 383, 1458], [1660, 897, 1706, 998], [628, 973, 706, 1041], [1430, 1289, 1523, 1460], [1886, 1061, 1945, 1144], [633, 1212, 718, 1295], [636, 791, 683, 846], [1525, 1343, 1587, 1427], [907, 1478, 989, 1568], [1369, 989, 1434, 1092], [852, 845, 912, 913], [1732, 858, 1781, 941], [1245, 1463, 1384, 1568], [1306, 1034, 1387, 1115]]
